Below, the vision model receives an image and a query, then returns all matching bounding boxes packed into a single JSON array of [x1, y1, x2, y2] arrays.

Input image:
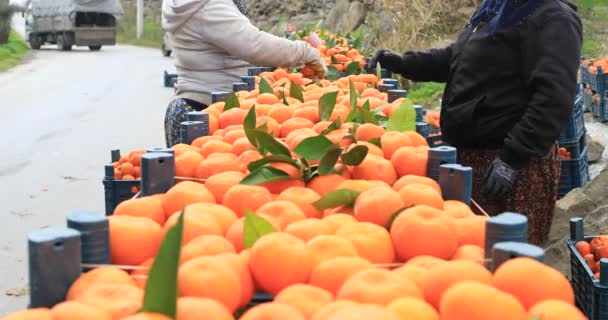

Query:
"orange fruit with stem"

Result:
[[381, 131, 413, 159], [224, 217, 280, 252], [280, 117, 316, 138], [390, 205, 458, 261], [354, 186, 404, 227], [249, 232, 314, 295], [355, 123, 386, 142], [232, 137, 255, 156], [306, 174, 346, 196], [219, 108, 248, 129]]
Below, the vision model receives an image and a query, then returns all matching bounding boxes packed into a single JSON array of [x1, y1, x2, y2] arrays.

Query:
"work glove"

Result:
[[369, 49, 407, 74], [304, 54, 328, 79], [482, 157, 520, 197]]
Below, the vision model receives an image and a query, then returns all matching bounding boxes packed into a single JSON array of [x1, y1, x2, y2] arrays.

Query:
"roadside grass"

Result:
[[574, 0, 608, 58], [408, 82, 445, 107], [116, 6, 163, 48], [0, 29, 28, 72]]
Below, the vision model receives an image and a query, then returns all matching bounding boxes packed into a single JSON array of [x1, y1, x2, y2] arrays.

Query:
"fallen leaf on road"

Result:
[[5, 288, 26, 297]]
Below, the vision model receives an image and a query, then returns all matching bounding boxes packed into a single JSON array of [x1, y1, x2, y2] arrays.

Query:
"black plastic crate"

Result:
[[559, 95, 585, 144], [427, 134, 447, 148], [594, 95, 608, 123], [568, 217, 608, 320], [102, 149, 139, 215], [559, 144, 589, 196]]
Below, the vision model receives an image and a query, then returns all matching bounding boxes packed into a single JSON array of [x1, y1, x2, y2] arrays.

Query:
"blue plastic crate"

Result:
[[594, 96, 608, 123], [560, 95, 585, 144], [581, 64, 608, 94], [559, 145, 589, 196], [163, 70, 177, 88], [560, 131, 587, 160], [568, 218, 608, 320], [583, 87, 597, 115]]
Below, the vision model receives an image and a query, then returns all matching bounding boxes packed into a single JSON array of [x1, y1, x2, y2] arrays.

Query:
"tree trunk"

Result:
[[0, 0, 13, 45]]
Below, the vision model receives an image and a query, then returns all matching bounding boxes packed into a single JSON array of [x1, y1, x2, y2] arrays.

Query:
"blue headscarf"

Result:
[[470, 0, 542, 34]]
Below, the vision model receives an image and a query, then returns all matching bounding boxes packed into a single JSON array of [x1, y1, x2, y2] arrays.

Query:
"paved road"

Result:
[[0, 44, 174, 314]]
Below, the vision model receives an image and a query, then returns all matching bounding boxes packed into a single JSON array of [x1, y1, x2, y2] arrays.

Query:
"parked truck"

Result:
[[24, 0, 123, 51]]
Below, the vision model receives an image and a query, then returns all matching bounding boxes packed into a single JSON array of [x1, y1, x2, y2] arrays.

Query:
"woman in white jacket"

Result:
[[162, 0, 326, 147]]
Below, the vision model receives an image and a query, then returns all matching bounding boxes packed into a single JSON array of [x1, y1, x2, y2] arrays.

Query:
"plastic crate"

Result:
[[560, 132, 587, 160], [581, 64, 608, 94], [427, 134, 447, 147], [568, 217, 608, 320], [593, 95, 608, 123], [163, 70, 177, 88], [559, 95, 585, 144], [559, 145, 590, 196], [102, 150, 139, 215]]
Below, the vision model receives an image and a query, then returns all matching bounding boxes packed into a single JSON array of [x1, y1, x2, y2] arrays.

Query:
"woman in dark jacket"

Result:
[[371, 0, 582, 246]]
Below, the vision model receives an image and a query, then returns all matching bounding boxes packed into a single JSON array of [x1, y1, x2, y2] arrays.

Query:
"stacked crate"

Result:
[[580, 62, 608, 122], [558, 93, 590, 196]]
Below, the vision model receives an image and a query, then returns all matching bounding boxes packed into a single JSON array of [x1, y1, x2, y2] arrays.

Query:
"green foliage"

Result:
[[0, 29, 28, 72], [116, 6, 164, 48]]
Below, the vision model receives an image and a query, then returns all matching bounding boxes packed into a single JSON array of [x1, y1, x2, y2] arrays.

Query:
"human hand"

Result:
[[305, 57, 327, 79], [369, 49, 406, 73], [482, 157, 520, 196]]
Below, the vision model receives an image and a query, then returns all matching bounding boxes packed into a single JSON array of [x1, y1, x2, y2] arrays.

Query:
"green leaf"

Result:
[[320, 118, 342, 135], [386, 99, 416, 132], [224, 92, 240, 111], [243, 210, 277, 249], [376, 62, 382, 81], [341, 145, 368, 166], [247, 155, 300, 173], [313, 189, 362, 210], [349, 78, 358, 111], [248, 130, 291, 157], [345, 109, 360, 123], [278, 90, 289, 105], [319, 91, 339, 121], [241, 166, 292, 185], [529, 316, 541, 320], [326, 66, 341, 81], [290, 82, 304, 102], [318, 145, 342, 175], [259, 78, 274, 95], [386, 207, 412, 230], [141, 210, 184, 317], [368, 137, 381, 148], [331, 55, 338, 64], [345, 61, 360, 75], [361, 100, 378, 125], [294, 135, 335, 160], [244, 106, 257, 132]]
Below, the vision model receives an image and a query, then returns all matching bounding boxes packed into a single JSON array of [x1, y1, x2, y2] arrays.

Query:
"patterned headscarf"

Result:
[[470, 0, 542, 34], [233, 0, 247, 16]]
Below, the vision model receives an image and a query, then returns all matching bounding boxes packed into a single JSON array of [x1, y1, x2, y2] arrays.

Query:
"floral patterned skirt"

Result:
[[164, 98, 207, 147], [457, 145, 560, 247]]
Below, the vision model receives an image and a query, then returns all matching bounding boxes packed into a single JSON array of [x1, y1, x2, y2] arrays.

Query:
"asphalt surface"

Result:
[[0, 38, 174, 314]]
